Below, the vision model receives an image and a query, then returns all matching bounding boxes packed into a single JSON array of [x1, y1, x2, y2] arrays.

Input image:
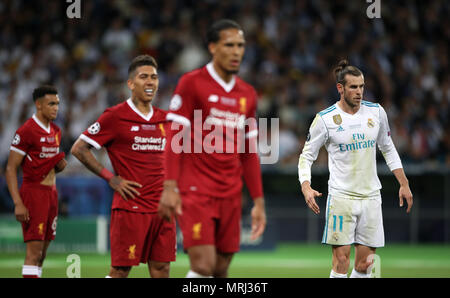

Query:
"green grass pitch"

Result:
[[1, 243, 450, 278]]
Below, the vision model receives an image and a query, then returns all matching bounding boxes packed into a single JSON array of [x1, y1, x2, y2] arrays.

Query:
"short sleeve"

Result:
[[166, 75, 195, 127], [10, 127, 31, 156], [80, 109, 116, 149]]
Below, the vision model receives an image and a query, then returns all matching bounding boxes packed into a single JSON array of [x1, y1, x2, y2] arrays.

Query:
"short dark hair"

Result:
[[334, 59, 363, 85], [206, 19, 242, 44], [32, 85, 58, 102], [128, 55, 158, 78]]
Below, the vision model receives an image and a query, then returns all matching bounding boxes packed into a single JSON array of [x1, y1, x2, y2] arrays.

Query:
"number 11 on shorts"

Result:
[[332, 215, 343, 232]]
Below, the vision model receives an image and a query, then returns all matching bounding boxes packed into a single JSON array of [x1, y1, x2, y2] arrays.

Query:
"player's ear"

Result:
[[127, 79, 134, 91], [34, 98, 42, 110], [336, 83, 344, 95], [208, 42, 216, 56]]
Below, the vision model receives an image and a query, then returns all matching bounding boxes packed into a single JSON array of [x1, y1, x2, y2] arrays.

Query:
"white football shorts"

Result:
[[322, 194, 385, 248]]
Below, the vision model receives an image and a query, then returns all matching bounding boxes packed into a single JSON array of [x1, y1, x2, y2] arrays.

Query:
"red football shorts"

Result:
[[110, 209, 177, 267], [177, 192, 242, 253], [19, 183, 58, 242]]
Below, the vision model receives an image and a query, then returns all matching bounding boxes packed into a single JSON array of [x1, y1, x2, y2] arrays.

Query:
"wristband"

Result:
[[99, 168, 114, 181]]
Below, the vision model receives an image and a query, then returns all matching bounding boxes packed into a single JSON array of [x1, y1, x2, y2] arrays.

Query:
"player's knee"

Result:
[[150, 262, 170, 278], [354, 260, 371, 274], [110, 266, 131, 278], [335, 252, 350, 267], [191, 262, 215, 277]]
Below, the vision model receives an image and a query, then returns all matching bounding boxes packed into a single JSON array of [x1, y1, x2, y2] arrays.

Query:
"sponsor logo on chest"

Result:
[[130, 125, 167, 152]]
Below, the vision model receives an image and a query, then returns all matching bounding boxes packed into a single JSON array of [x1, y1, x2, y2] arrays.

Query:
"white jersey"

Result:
[[298, 100, 402, 199]]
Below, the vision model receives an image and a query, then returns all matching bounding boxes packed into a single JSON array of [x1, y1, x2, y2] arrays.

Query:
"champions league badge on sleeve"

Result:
[[88, 122, 101, 135], [12, 134, 21, 145]]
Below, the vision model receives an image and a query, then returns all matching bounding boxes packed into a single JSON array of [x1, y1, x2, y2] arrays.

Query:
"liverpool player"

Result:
[[158, 19, 266, 278], [71, 55, 176, 278], [5, 85, 67, 278]]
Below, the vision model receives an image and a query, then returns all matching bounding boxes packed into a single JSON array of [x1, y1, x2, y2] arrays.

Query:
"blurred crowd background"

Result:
[[0, 0, 449, 173]]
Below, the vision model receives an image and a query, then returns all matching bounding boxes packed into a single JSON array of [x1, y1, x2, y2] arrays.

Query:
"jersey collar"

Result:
[[206, 62, 236, 93], [32, 114, 51, 134], [335, 101, 362, 116], [126, 98, 154, 121]]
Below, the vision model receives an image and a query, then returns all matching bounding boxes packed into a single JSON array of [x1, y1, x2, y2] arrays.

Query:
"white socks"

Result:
[[330, 268, 372, 278], [329, 269, 348, 278], [22, 265, 39, 278], [350, 268, 371, 278], [186, 270, 213, 278]]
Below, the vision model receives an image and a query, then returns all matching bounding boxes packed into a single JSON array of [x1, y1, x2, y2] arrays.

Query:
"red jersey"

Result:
[[166, 62, 262, 198], [10, 114, 64, 184], [80, 99, 168, 213]]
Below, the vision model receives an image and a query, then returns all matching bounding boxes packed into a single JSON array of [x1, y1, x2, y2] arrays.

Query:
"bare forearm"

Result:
[[392, 168, 408, 187], [71, 140, 105, 176], [5, 165, 23, 206], [252, 197, 265, 211]]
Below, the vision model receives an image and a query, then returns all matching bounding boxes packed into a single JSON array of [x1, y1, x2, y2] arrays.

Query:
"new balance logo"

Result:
[[336, 126, 345, 132], [131, 126, 139, 131]]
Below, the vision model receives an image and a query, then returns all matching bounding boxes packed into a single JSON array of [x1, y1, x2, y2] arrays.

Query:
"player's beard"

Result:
[[343, 93, 360, 109]]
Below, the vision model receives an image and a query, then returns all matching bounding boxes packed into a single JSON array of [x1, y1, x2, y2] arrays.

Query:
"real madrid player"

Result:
[[298, 60, 413, 278]]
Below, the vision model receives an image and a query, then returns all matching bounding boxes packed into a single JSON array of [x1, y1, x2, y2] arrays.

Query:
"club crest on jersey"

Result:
[[333, 114, 342, 125], [367, 118, 375, 128], [159, 123, 166, 136], [88, 122, 100, 135], [128, 244, 136, 259], [239, 97, 247, 113], [38, 223, 44, 235], [192, 223, 202, 240]]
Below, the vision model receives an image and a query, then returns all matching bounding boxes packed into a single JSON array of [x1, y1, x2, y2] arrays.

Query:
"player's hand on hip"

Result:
[[108, 176, 142, 201], [158, 181, 182, 222], [250, 197, 266, 241], [14, 202, 30, 222], [399, 185, 413, 213], [301, 182, 322, 215]]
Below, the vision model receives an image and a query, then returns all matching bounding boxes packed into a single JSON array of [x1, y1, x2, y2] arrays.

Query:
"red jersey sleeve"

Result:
[[240, 88, 263, 199], [10, 126, 31, 156], [166, 74, 195, 127], [164, 74, 196, 182], [80, 108, 116, 149]]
